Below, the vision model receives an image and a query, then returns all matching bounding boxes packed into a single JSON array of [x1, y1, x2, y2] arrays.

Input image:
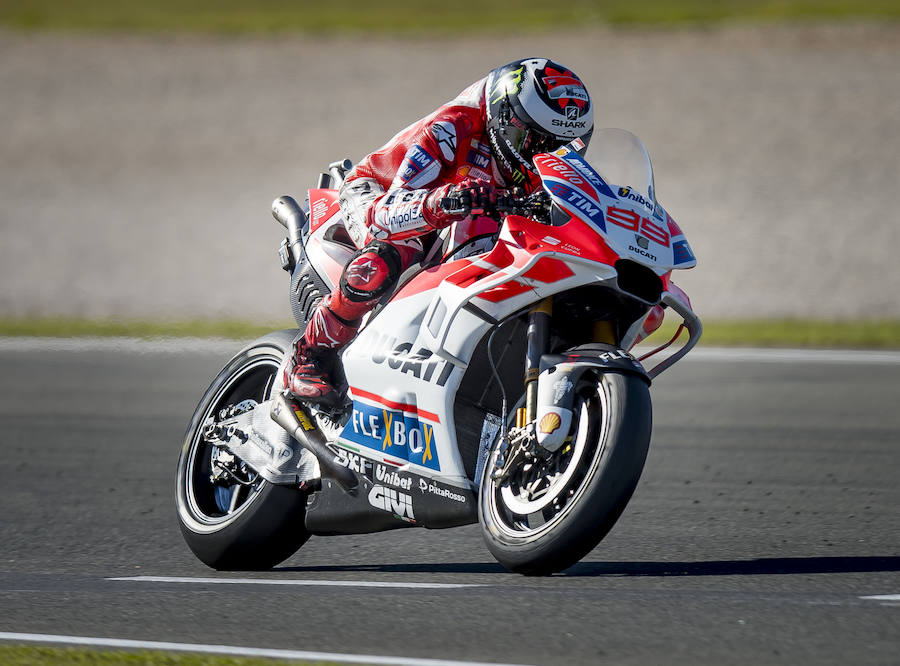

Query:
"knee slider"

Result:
[[339, 242, 403, 303]]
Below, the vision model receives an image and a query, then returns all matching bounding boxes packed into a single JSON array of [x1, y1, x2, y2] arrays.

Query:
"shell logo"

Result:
[[539, 412, 562, 434]]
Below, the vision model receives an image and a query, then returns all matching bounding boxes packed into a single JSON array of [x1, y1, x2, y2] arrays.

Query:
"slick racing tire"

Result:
[[176, 329, 310, 570], [479, 371, 652, 575]]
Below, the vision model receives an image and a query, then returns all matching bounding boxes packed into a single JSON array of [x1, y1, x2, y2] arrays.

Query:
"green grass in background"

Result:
[[0, 645, 339, 666], [1, 317, 899, 348], [687, 319, 900, 349], [0, 0, 898, 33], [0, 318, 295, 340], [650, 318, 900, 349]]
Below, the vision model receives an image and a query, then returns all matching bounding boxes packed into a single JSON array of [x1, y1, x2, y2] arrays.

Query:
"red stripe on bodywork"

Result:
[[393, 259, 471, 300], [477, 280, 534, 303], [349, 386, 441, 423], [522, 257, 575, 283]]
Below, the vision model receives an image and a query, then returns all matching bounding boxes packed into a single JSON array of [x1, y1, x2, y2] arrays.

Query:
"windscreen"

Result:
[[584, 128, 657, 211]]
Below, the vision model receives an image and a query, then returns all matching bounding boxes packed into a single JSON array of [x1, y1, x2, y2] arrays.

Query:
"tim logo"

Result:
[[368, 485, 415, 521]]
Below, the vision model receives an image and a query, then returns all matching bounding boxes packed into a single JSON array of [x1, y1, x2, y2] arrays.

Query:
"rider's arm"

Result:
[[371, 122, 466, 240], [340, 114, 476, 244]]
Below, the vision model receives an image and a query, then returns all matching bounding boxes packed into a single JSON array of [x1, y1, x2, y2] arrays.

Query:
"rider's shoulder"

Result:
[[423, 78, 488, 154], [445, 77, 487, 110]]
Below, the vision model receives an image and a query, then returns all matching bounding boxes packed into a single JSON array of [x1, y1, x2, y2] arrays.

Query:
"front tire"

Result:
[[479, 371, 652, 575], [175, 330, 309, 570]]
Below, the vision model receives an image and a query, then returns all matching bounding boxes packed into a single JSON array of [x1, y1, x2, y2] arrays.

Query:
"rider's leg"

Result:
[[285, 240, 419, 404]]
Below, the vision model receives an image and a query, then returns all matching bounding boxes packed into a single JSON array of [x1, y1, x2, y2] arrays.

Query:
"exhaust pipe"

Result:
[[270, 393, 358, 494], [271, 195, 307, 267]]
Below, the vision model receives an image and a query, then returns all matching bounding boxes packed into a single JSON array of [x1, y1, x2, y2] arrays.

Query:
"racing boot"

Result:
[[285, 339, 340, 406], [284, 296, 359, 407]]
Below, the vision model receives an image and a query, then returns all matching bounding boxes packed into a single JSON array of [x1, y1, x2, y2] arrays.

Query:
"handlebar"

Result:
[[440, 188, 550, 221]]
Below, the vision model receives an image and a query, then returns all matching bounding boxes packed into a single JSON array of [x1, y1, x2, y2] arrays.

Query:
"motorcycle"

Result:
[[175, 128, 701, 575]]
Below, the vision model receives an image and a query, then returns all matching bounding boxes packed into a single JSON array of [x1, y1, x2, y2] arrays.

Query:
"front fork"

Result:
[[496, 299, 552, 482], [522, 298, 552, 427], [495, 298, 617, 481], [520, 298, 617, 427]]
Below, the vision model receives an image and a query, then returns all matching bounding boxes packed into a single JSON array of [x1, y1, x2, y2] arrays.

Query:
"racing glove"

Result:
[[422, 179, 499, 229]]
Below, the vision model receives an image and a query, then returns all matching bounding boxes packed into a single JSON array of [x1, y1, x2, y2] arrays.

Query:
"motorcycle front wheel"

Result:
[[478, 371, 652, 575], [175, 329, 309, 570]]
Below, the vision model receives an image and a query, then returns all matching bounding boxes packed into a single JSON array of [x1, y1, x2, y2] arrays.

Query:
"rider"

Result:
[[285, 57, 595, 406]]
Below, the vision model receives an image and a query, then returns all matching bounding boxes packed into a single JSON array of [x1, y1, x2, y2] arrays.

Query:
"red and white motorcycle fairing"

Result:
[[303, 129, 700, 493], [175, 128, 703, 575]]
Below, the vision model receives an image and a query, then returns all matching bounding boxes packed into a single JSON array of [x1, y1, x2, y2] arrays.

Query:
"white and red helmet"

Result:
[[486, 57, 594, 186]]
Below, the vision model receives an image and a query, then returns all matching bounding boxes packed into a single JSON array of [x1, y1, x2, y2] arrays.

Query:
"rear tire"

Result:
[[479, 371, 652, 575], [175, 330, 309, 570]]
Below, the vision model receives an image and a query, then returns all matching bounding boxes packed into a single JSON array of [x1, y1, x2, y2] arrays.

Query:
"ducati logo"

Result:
[[542, 67, 589, 110]]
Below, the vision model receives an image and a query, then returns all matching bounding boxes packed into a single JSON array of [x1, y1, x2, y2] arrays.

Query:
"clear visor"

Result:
[[503, 124, 567, 168]]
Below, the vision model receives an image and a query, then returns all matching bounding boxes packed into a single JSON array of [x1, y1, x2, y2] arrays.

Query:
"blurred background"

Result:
[[1, 1, 898, 343]]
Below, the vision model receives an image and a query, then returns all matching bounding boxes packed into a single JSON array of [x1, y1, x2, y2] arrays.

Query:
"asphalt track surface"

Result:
[[0, 342, 898, 665]]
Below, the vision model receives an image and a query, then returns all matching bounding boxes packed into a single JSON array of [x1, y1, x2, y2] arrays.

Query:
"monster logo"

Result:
[[491, 66, 524, 104]]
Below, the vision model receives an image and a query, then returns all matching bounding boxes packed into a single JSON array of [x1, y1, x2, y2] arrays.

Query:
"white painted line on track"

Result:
[[0, 632, 533, 666], [108, 575, 483, 589], [860, 594, 900, 601]]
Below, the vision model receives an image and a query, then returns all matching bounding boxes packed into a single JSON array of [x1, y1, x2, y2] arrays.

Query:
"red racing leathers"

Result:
[[286, 77, 666, 403], [339, 79, 499, 249], [288, 78, 518, 402]]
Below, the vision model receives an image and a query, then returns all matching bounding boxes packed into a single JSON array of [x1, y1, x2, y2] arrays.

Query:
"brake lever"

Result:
[[439, 192, 473, 216], [494, 194, 516, 213], [441, 189, 529, 218]]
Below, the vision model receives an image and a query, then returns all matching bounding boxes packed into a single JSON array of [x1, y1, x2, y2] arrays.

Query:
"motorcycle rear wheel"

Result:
[[478, 371, 652, 575], [175, 329, 309, 570]]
